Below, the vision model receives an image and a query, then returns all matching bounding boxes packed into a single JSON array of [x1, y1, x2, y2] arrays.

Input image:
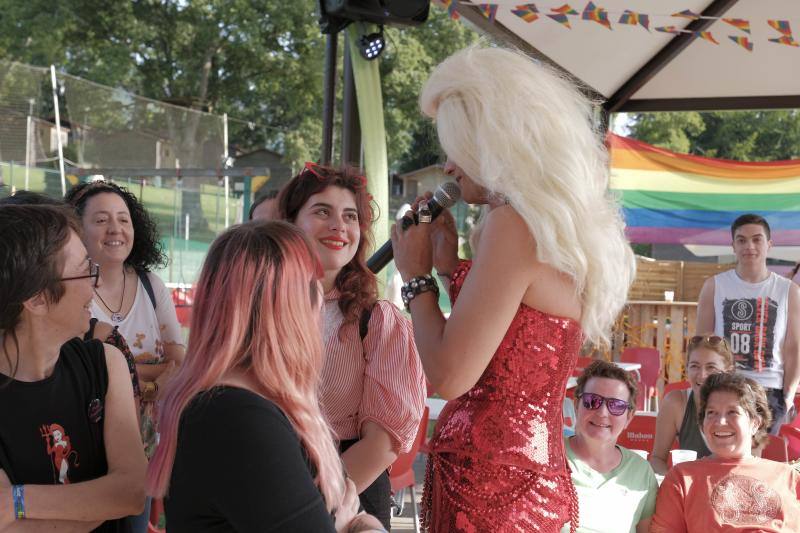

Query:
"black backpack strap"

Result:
[[359, 305, 373, 342], [83, 317, 98, 342], [136, 269, 157, 311]]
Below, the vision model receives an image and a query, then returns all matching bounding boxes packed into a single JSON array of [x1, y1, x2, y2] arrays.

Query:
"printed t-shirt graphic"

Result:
[[722, 296, 777, 372]]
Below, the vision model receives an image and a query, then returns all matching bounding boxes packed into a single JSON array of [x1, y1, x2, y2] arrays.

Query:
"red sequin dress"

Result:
[[422, 260, 582, 533]]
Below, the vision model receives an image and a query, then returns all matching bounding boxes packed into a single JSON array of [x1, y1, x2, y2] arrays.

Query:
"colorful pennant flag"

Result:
[[695, 31, 719, 45], [618, 10, 649, 31], [672, 9, 701, 21], [722, 18, 751, 34], [511, 4, 539, 23], [434, 0, 460, 20], [729, 36, 754, 51], [547, 4, 579, 29], [655, 26, 683, 35], [479, 4, 499, 23], [767, 20, 800, 47], [581, 2, 611, 30]]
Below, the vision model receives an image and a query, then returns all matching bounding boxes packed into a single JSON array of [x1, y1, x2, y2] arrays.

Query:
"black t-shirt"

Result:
[[165, 386, 337, 533], [0, 338, 129, 533]]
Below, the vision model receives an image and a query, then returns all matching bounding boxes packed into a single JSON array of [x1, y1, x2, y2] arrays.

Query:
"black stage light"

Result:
[[358, 26, 385, 60]]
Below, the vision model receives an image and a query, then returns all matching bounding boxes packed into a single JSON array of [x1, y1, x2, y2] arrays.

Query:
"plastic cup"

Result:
[[670, 449, 697, 466], [630, 449, 649, 460]]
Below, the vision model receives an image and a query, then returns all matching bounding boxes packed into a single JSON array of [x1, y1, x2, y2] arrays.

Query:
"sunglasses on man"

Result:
[[577, 392, 633, 417]]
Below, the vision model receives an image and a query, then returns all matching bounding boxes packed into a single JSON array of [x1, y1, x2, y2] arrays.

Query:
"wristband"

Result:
[[12, 484, 25, 520], [401, 275, 439, 311]]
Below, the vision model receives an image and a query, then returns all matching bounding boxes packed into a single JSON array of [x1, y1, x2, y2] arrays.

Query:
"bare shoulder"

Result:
[[101, 342, 127, 374], [93, 321, 114, 341], [662, 389, 688, 414]]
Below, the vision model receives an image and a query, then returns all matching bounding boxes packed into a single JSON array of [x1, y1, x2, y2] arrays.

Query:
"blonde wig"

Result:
[[420, 46, 635, 346]]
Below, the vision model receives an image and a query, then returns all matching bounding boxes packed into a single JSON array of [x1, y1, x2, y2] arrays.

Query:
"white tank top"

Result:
[[713, 269, 790, 389]]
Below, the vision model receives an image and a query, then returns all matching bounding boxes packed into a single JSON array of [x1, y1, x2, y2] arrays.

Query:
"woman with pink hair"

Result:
[[146, 221, 382, 532]]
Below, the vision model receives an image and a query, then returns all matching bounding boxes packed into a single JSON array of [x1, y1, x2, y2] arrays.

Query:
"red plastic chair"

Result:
[[621, 347, 661, 411], [616, 412, 657, 453], [390, 406, 429, 533], [148, 498, 165, 533], [762, 434, 789, 463], [779, 424, 800, 462]]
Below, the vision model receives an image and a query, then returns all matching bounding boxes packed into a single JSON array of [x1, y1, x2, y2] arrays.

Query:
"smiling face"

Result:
[[732, 223, 771, 267], [49, 231, 96, 338], [575, 376, 634, 446], [293, 186, 360, 281], [702, 390, 758, 460], [80, 192, 134, 268], [687, 347, 729, 399]]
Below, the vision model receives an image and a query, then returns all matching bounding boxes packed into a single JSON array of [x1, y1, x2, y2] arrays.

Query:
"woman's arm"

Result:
[[649, 391, 684, 475], [19, 344, 146, 521], [341, 421, 397, 494], [392, 206, 539, 399]]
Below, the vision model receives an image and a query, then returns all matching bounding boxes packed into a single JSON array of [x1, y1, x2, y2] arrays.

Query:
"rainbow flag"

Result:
[[768, 20, 799, 46], [723, 18, 751, 34], [479, 3, 499, 22], [581, 2, 611, 30], [672, 9, 701, 20], [512, 4, 539, 23], [729, 35, 754, 51], [609, 134, 800, 245], [547, 4, 578, 29], [655, 26, 683, 35], [618, 10, 649, 31]]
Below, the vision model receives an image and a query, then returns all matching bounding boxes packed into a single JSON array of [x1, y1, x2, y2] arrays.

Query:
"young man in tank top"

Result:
[[697, 213, 800, 434]]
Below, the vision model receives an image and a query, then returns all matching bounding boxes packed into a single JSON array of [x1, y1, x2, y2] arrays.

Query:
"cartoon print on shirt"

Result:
[[133, 333, 146, 350], [40, 423, 79, 484], [711, 474, 782, 525], [722, 297, 778, 372]]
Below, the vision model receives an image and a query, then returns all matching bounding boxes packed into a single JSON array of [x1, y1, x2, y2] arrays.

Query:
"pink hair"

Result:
[[146, 221, 344, 510]]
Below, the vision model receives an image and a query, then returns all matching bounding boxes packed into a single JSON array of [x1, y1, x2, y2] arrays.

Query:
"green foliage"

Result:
[[0, 0, 478, 171], [627, 110, 800, 161]]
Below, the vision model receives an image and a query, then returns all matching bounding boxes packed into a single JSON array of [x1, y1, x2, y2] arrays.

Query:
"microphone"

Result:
[[367, 182, 461, 273]]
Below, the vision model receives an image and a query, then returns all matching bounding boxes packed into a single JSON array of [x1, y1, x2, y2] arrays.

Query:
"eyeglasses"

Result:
[[577, 392, 632, 416], [60, 259, 100, 288], [302, 162, 367, 189], [689, 335, 728, 349]]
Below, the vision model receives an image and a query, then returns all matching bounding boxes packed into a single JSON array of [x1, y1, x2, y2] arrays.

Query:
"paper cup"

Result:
[[670, 449, 697, 466]]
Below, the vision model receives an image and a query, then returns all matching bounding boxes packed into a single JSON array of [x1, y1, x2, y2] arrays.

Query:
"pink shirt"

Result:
[[320, 292, 426, 453]]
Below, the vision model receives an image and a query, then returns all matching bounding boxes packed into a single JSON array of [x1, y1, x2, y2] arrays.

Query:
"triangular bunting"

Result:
[[547, 4, 578, 29], [479, 3, 499, 23], [434, 0, 460, 20], [618, 10, 650, 31], [722, 18, 751, 34], [655, 26, 683, 35], [695, 31, 719, 45], [768, 20, 799, 47], [512, 4, 540, 23], [672, 9, 701, 21], [729, 36, 754, 51], [581, 2, 611, 30], [769, 35, 800, 47]]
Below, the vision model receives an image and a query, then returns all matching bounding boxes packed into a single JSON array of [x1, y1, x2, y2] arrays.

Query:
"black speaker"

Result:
[[319, 0, 430, 34]]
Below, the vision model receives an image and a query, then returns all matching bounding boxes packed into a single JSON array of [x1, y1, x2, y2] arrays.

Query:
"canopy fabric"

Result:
[[451, 1, 800, 111], [609, 133, 800, 245]]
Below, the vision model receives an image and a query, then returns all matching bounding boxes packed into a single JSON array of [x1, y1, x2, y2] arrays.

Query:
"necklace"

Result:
[[95, 269, 126, 323]]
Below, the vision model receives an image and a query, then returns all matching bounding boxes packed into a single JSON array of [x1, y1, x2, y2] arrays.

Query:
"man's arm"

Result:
[[696, 277, 716, 334], [783, 283, 800, 412]]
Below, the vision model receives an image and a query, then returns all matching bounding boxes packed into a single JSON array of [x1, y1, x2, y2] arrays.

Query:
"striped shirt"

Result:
[[321, 291, 426, 453]]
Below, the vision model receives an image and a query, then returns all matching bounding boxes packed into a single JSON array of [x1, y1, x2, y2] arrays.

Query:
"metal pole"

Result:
[[25, 98, 33, 190], [341, 37, 361, 165], [50, 65, 66, 195], [321, 32, 338, 165], [223, 112, 230, 228]]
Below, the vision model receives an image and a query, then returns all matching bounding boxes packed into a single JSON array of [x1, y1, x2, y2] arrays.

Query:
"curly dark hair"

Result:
[[64, 180, 167, 271], [698, 372, 772, 451], [277, 163, 378, 332]]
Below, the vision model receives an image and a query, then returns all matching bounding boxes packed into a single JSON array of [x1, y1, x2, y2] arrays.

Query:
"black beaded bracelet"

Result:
[[401, 274, 439, 311]]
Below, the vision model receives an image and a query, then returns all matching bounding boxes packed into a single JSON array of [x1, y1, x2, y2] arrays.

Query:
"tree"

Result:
[[627, 110, 800, 161], [0, 0, 478, 172]]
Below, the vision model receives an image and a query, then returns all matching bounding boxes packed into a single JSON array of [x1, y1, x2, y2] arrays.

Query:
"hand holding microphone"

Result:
[[367, 182, 461, 273]]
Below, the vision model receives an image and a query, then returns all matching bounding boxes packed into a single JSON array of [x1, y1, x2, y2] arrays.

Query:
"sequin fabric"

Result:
[[422, 260, 582, 532]]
